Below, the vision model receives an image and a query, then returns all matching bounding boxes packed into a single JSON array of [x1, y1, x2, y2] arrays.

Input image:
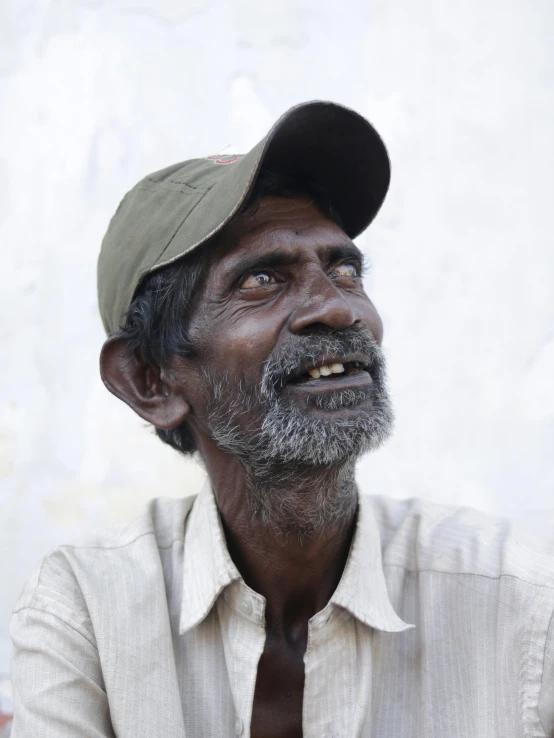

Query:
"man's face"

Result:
[[177, 195, 393, 467]]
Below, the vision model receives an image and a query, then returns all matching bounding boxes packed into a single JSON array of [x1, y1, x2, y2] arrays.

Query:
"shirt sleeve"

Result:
[[10, 606, 115, 738], [539, 609, 554, 737]]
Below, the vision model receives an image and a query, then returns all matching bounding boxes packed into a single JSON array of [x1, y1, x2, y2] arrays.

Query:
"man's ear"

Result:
[[99, 336, 191, 429]]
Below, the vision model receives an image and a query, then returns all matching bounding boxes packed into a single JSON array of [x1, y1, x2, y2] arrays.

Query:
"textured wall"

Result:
[[1, 0, 554, 708]]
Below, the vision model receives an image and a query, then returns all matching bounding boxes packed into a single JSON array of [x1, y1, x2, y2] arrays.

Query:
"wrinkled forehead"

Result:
[[208, 195, 352, 267]]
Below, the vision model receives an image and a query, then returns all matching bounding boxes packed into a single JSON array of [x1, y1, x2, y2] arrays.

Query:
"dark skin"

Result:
[[101, 196, 384, 737]]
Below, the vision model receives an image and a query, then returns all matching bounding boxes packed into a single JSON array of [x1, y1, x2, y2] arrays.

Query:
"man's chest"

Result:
[[250, 632, 306, 738]]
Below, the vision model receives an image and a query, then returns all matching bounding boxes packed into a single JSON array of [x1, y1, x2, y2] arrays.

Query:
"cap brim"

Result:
[[255, 100, 390, 239]]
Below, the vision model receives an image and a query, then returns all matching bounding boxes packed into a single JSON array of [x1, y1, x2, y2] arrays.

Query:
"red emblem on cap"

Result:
[[206, 154, 242, 165]]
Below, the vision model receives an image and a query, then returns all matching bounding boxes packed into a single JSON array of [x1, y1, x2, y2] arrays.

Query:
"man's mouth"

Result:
[[286, 357, 372, 386]]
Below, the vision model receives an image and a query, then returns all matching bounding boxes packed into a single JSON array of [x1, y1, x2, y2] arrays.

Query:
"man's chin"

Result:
[[205, 370, 394, 468], [256, 399, 394, 467]]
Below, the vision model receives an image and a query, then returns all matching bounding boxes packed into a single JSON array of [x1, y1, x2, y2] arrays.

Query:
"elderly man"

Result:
[[10, 101, 554, 737]]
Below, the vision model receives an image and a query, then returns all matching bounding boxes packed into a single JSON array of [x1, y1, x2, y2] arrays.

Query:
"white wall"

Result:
[[1, 0, 553, 695]]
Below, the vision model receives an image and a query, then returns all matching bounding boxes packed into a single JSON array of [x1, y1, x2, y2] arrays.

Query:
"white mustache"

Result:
[[260, 326, 383, 397]]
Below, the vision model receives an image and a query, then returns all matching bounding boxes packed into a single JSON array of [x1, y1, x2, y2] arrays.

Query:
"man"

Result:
[[10, 101, 554, 737]]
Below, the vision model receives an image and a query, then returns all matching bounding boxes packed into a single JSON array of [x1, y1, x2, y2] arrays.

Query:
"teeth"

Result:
[[308, 363, 345, 379]]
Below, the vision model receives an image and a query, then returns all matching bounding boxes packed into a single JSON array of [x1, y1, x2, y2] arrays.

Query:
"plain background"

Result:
[[1, 0, 553, 712]]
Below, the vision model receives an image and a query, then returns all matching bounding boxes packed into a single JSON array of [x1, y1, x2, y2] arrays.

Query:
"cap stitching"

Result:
[[132, 186, 213, 291], [137, 182, 210, 195], [144, 175, 211, 190], [167, 178, 210, 187], [149, 149, 266, 275]]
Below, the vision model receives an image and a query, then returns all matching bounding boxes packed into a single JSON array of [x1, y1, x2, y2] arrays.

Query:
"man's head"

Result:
[[100, 169, 393, 464], [98, 101, 394, 534]]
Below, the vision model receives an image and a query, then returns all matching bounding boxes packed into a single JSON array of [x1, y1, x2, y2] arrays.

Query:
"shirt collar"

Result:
[[180, 481, 414, 635], [330, 492, 415, 633], [179, 480, 241, 634]]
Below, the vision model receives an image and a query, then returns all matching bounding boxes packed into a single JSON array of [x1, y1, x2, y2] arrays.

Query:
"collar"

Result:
[[179, 480, 241, 634], [330, 492, 415, 632], [179, 481, 414, 635]]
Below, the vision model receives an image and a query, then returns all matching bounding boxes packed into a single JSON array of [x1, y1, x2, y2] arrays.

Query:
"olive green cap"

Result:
[[97, 100, 391, 335]]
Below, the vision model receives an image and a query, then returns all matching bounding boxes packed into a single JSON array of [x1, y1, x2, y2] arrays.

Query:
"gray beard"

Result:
[[204, 325, 394, 539]]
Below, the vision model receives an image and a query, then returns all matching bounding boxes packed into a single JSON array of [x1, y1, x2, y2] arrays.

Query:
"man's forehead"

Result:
[[211, 195, 354, 264]]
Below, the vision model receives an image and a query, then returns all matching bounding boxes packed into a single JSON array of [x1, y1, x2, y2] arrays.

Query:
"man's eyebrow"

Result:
[[224, 243, 365, 283], [323, 243, 365, 265], [225, 251, 297, 282]]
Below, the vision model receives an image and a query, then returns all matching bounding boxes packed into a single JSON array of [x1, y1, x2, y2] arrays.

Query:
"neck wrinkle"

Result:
[[241, 458, 358, 544]]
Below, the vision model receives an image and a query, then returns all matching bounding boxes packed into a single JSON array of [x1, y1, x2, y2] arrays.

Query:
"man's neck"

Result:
[[200, 439, 358, 632]]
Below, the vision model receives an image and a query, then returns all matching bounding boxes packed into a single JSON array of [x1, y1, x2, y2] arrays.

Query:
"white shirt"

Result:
[[10, 481, 554, 737]]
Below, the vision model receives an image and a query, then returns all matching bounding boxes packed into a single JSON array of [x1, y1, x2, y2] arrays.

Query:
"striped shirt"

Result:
[[10, 481, 554, 737]]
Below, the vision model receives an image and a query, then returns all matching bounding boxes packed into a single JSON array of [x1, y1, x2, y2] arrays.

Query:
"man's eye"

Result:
[[240, 271, 277, 289], [331, 262, 360, 279]]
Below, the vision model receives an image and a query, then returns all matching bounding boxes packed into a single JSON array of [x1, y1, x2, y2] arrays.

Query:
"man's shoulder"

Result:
[[13, 494, 198, 621], [68, 493, 197, 551], [365, 493, 554, 591]]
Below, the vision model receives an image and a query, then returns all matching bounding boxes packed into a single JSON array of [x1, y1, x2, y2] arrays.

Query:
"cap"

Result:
[[97, 100, 391, 335]]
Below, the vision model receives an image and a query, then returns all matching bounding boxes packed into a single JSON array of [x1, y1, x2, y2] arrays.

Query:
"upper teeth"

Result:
[[309, 363, 344, 379]]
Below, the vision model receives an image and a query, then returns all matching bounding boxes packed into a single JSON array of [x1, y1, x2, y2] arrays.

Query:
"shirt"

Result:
[[10, 481, 554, 738]]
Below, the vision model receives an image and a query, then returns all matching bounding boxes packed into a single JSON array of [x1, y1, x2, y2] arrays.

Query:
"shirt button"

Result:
[[235, 717, 244, 735], [239, 598, 252, 616]]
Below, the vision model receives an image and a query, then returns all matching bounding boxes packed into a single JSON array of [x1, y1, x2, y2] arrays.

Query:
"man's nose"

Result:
[[289, 275, 358, 334]]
